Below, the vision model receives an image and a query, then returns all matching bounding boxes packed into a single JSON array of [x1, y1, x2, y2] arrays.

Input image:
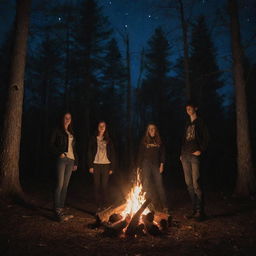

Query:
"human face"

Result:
[[98, 122, 106, 134], [64, 113, 72, 128], [148, 125, 156, 137], [186, 105, 197, 116]]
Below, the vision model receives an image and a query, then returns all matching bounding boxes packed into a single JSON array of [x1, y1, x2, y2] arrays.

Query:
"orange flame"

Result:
[[121, 169, 150, 217]]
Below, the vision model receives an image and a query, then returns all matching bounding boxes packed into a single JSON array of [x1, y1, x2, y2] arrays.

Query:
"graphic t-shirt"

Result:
[[93, 137, 111, 164]]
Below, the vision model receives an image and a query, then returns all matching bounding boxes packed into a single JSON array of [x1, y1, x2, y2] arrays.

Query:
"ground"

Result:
[[0, 173, 256, 256]]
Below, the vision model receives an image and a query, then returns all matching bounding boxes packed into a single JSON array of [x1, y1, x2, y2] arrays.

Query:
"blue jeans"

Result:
[[54, 157, 74, 210], [181, 154, 203, 212], [141, 161, 167, 209]]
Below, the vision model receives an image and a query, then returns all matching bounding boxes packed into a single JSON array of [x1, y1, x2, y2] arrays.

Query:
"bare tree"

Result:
[[0, 0, 31, 198], [228, 0, 256, 196]]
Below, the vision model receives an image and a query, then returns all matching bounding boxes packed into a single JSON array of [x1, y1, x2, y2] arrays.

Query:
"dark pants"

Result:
[[181, 153, 204, 212], [141, 161, 167, 209], [54, 157, 74, 210], [93, 163, 111, 207]]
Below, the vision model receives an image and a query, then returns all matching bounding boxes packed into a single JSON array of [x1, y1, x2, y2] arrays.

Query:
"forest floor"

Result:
[[0, 173, 256, 256]]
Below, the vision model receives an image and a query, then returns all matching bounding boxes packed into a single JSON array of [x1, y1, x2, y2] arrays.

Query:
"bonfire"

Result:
[[90, 170, 170, 237], [121, 170, 150, 218]]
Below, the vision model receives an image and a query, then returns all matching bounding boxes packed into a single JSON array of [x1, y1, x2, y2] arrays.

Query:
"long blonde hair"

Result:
[[142, 124, 162, 146]]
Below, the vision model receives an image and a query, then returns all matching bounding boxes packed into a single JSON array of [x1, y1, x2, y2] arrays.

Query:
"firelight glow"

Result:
[[121, 170, 150, 217]]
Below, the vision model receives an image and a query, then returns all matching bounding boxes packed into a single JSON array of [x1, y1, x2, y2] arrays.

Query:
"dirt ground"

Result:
[[1, 174, 256, 256]]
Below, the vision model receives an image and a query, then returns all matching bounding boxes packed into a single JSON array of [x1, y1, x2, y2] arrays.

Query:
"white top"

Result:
[[65, 130, 75, 160], [93, 136, 111, 164]]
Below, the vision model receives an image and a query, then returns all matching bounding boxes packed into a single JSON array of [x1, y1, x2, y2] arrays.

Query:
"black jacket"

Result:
[[181, 117, 209, 155], [137, 138, 165, 168], [88, 136, 116, 171], [50, 128, 78, 165]]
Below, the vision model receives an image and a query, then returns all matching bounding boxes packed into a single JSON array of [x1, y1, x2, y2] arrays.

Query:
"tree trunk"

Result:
[[0, 0, 31, 198], [178, 0, 191, 100], [228, 0, 256, 196]]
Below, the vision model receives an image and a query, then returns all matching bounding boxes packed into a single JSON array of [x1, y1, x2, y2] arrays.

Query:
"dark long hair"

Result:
[[95, 121, 110, 143], [142, 123, 162, 146], [59, 112, 74, 135]]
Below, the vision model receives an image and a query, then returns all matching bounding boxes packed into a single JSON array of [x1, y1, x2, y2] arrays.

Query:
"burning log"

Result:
[[102, 215, 131, 237], [159, 219, 168, 233], [125, 199, 151, 236], [142, 212, 162, 236], [96, 203, 126, 222], [108, 213, 123, 223]]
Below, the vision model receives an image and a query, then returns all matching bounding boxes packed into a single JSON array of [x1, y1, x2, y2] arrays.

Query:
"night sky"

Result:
[[0, 0, 255, 104]]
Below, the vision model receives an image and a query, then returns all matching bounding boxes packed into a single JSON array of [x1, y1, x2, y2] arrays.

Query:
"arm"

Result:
[[73, 136, 79, 167], [88, 137, 94, 172], [159, 143, 165, 173], [50, 129, 63, 156], [108, 139, 116, 174], [197, 119, 209, 153]]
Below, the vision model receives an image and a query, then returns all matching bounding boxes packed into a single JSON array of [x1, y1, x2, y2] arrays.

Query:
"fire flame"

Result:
[[122, 170, 150, 217]]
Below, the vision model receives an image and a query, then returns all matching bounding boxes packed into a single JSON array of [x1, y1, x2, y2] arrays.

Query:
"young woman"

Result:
[[50, 112, 78, 221], [137, 124, 168, 212], [88, 121, 115, 211]]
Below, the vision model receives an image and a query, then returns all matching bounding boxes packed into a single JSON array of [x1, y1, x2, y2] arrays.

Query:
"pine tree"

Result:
[[228, 0, 256, 196], [190, 16, 223, 120], [25, 32, 63, 173], [189, 16, 225, 186], [0, 0, 31, 198], [141, 27, 171, 132], [100, 38, 126, 131], [72, 0, 112, 168]]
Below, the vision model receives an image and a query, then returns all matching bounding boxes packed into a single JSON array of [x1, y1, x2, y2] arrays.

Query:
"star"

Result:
[[58, 17, 61, 21], [124, 24, 128, 28], [148, 14, 152, 18]]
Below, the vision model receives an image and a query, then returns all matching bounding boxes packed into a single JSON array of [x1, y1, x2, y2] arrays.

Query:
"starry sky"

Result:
[[0, 0, 255, 103]]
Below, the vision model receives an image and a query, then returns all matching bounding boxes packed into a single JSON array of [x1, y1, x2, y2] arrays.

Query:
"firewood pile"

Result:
[[88, 199, 173, 238]]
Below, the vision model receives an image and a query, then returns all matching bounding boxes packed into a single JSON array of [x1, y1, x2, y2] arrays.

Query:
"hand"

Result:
[[159, 164, 164, 173], [192, 151, 201, 156], [109, 170, 113, 175], [73, 165, 77, 171], [179, 155, 182, 161], [89, 168, 94, 174], [60, 153, 65, 158]]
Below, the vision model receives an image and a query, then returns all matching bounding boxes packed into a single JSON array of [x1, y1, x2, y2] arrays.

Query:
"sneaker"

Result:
[[55, 208, 73, 222], [55, 208, 65, 222]]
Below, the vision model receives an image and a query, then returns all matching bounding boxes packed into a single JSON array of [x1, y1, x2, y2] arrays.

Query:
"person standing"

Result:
[[50, 112, 78, 222], [180, 102, 209, 221], [88, 121, 115, 211], [137, 124, 168, 213]]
